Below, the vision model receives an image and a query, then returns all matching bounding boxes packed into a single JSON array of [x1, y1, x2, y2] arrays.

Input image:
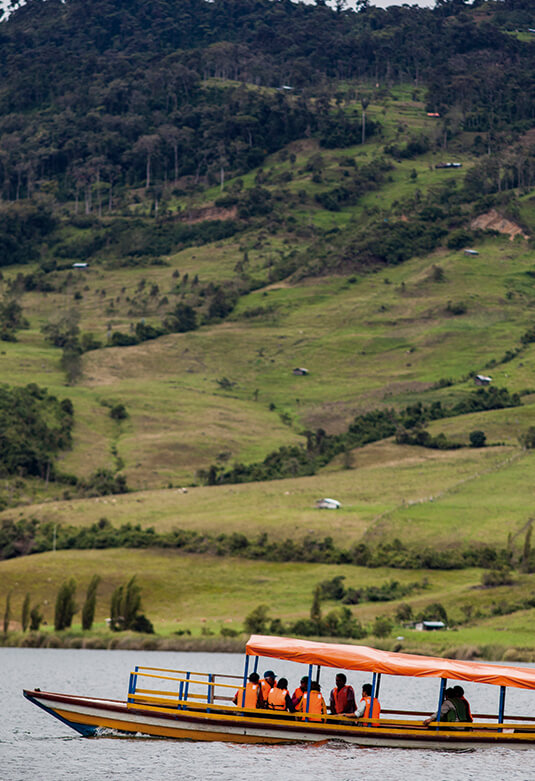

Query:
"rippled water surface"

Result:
[[2, 647, 535, 781]]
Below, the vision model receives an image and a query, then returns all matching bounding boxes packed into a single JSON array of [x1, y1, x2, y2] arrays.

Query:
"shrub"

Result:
[[481, 567, 514, 587], [243, 604, 270, 634], [372, 615, 393, 638], [469, 430, 486, 448], [110, 403, 128, 421]]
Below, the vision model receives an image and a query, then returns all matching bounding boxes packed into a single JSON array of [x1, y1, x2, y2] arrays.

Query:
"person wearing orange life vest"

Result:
[[329, 673, 356, 715], [260, 670, 277, 702], [233, 672, 264, 709], [292, 676, 308, 709], [355, 683, 381, 723], [267, 678, 295, 713], [296, 681, 327, 722]]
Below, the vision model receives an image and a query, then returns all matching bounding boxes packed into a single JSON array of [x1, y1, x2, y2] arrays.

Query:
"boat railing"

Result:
[[127, 666, 242, 709], [125, 668, 535, 735]]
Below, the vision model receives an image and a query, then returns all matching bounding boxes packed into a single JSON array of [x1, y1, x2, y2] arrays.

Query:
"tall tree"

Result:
[[81, 575, 101, 630]]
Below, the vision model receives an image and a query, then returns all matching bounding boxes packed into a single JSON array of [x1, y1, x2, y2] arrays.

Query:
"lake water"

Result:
[[2, 647, 535, 781]]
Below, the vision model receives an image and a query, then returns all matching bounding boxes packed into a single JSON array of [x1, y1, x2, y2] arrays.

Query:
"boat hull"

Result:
[[23, 690, 535, 749]]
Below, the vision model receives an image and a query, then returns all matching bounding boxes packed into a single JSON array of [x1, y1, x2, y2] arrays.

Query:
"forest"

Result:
[[0, 0, 534, 208]]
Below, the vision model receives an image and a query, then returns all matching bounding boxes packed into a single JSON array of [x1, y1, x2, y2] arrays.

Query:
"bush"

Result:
[[469, 430, 486, 448], [481, 567, 514, 587], [244, 604, 270, 634], [372, 615, 393, 638], [110, 403, 128, 421]]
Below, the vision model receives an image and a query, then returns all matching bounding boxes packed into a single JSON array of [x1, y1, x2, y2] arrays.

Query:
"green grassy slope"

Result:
[[2, 81, 535, 653]]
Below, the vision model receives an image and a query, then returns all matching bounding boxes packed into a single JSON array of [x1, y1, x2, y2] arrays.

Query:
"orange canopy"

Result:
[[246, 635, 535, 691]]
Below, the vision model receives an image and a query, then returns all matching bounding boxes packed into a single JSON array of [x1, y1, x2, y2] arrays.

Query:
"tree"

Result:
[[469, 430, 486, 448], [164, 303, 197, 333], [310, 585, 323, 629], [109, 576, 151, 631], [372, 615, 393, 638], [41, 309, 80, 349], [29, 604, 43, 631], [244, 604, 270, 634], [361, 95, 370, 144], [22, 592, 31, 632], [81, 575, 101, 631], [134, 134, 160, 189], [54, 578, 77, 631], [3, 591, 11, 633]]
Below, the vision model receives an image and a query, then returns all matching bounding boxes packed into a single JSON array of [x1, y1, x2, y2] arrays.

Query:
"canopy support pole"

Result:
[[253, 656, 259, 674], [241, 654, 250, 708], [315, 665, 321, 684], [436, 678, 447, 729], [305, 664, 313, 721], [369, 672, 378, 722], [498, 686, 506, 731], [374, 672, 382, 699]]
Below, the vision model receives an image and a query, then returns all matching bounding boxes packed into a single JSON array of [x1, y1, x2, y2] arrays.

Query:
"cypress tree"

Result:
[[3, 591, 11, 634], [54, 578, 77, 631], [22, 593, 31, 632], [81, 575, 101, 631], [110, 584, 124, 630]]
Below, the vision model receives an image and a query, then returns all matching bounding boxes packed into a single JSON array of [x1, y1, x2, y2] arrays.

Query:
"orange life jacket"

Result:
[[261, 678, 275, 700], [332, 685, 353, 714], [268, 687, 289, 710], [292, 687, 305, 707], [297, 691, 327, 722], [360, 695, 381, 721], [234, 682, 261, 709]]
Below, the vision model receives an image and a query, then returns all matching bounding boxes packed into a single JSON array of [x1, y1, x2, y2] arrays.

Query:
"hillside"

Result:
[[2, 0, 535, 654]]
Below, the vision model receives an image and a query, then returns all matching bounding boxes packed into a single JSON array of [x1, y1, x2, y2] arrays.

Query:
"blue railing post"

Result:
[[305, 664, 313, 722], [128, 666, 138, 704], [241, 654, 250, 708], [178, 675, 184, 708], [184, 671, 191, 706], [207, 673, 214, 710], [369, 672, 377, 725], [498, 686, 506, 732], [436, 678, 447, 730]]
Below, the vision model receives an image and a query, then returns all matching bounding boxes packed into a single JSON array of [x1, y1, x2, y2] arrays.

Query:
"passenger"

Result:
[[329, 673, 356, 715], [292, 676, 309, 709], [233, 672, 264, 709], [355, 683, 381, 723], [423, 687, 458, 726], [267, 677, 295, 713], [452, 685, 473, 723], [260, 670, 277, 701], [296, 681, 327, 722]]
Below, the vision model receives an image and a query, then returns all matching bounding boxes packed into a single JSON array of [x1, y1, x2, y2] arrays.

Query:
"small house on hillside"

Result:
[[475, 374, 492, 386], [293, 367, 309, 376], [72, 262, 89, 268], [315, 498, 341, 510], [464, 249, 479, 256], [415, 620, 446, 632]]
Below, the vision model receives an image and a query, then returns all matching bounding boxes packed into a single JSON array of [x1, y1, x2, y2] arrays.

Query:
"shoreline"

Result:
[[2, 631, 535, 662]]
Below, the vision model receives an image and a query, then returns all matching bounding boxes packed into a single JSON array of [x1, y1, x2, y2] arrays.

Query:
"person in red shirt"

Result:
[[329, 673, 356, 715], [292, 676, 309, 709]]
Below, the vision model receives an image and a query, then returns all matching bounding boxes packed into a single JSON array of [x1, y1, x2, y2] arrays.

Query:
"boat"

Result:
[[23, 634, 535, 748]]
